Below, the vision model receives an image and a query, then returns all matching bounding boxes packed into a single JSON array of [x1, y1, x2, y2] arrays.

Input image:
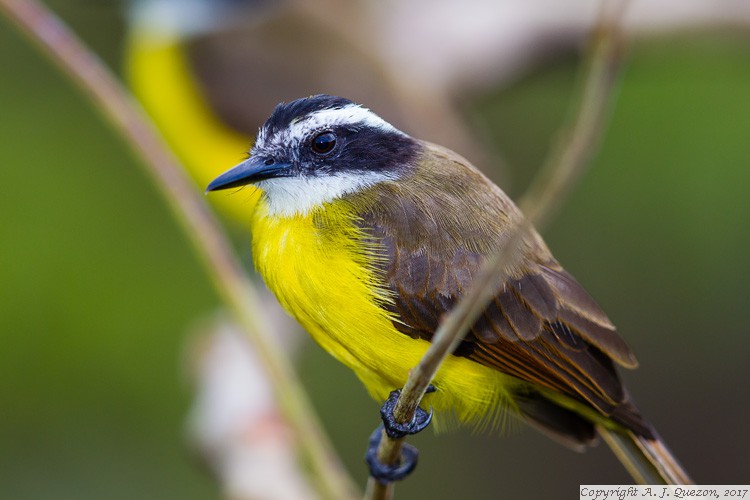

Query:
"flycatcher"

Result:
[[207, 95, 691, 485]]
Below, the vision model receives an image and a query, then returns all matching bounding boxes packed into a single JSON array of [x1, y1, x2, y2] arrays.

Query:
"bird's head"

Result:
[[206, 94, 419, 217]]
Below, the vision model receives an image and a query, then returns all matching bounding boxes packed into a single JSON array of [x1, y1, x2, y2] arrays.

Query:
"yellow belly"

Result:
[[251, 199, 518, 429]]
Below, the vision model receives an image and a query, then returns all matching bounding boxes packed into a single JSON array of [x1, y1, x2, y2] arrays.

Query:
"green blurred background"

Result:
[[1, 2, 749, 499]]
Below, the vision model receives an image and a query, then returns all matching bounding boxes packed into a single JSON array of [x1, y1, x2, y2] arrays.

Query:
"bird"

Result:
[[207, 94, 692, 485]]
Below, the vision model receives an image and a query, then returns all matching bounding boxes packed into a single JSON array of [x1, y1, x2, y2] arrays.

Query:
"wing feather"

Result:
[[352, 141, 647, 435]]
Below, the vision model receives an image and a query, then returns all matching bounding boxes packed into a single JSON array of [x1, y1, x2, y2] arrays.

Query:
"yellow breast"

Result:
[[251, 198, 517, 429]]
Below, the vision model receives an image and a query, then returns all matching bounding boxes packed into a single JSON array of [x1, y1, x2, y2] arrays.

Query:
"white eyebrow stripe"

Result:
[[285, 104, 403, 144]]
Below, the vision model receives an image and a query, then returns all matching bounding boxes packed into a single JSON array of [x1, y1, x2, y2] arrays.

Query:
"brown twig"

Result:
[[0, 1, 358, 498], [518, 0, 629, 227], [364, 1, 630, 498]]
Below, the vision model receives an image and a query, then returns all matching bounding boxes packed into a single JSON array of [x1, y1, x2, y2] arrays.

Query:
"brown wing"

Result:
[[353, 141, 651, 437]]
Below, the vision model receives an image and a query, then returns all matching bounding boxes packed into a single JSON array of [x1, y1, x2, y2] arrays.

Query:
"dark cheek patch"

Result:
[[297, 128, 420, 176], [336, 130, 420, 175]]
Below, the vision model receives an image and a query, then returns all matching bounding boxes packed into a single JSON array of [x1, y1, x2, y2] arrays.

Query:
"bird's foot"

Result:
[[364, 385, 436, 483], [365, 426, 419, 484], [380, 386, 435, 439]]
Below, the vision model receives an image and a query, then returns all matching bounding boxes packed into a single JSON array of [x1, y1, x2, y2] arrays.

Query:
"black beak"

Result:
[[206, 157, 292, 192]]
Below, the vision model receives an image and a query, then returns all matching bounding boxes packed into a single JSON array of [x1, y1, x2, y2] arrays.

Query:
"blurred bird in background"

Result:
[[125, 0, 750, 219], [125, 0, 490, 227]]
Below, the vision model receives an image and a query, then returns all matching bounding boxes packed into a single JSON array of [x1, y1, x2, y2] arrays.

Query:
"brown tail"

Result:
[[598, 425, 693, 484]]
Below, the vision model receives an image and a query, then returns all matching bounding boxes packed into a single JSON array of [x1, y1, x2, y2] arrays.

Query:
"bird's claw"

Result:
[[365, 426, 419, 484], [380, 386, 435, 439], [364, 385, 436, 483]]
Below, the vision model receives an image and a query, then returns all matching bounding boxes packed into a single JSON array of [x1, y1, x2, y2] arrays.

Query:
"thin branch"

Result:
[[0, 1, 358, 498], [364, 1, 630, 498], [518, 0, 629, 227]]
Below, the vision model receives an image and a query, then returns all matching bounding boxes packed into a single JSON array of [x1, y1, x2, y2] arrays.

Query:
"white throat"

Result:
[[258, 171, 393, 218]]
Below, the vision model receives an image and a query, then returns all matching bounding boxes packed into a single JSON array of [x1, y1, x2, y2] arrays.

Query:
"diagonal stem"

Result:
[[0, 1, 359, 498], [364, 1, 630, 498]]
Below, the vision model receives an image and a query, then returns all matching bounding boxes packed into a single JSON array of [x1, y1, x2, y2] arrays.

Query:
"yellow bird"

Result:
[[208, 95, 692, 485]]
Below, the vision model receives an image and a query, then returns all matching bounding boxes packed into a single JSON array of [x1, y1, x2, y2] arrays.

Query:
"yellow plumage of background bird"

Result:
[[125, 18, 261, 224]]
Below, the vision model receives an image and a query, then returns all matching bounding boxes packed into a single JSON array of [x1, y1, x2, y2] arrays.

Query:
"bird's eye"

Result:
[[311, 132, 337, 155]]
